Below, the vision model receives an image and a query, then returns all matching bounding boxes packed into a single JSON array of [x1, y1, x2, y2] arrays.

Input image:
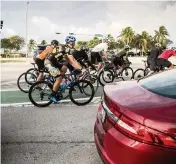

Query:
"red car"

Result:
[[94, 69, 176, 164]]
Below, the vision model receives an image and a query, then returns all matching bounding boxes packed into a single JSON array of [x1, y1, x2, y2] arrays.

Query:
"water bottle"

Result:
[[60, 81, 67, 92]]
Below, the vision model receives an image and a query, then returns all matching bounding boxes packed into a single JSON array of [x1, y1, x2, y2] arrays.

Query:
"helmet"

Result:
[[155, 43, 161, 48], [124, 45, 130, 50], [65, 36, 76, 43], [51, 40, 59, 46], [80, 45, 89, 51]]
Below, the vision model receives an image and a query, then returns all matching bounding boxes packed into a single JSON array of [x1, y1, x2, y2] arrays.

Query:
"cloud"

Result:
[[2, 1, 176, 45], [1, 28, 17, 38]]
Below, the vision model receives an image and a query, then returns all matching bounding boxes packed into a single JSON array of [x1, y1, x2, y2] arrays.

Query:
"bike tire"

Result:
[[133, 68, 145, 80], [120, 67, 134, 80], [25, 68, 38, 85], [144, 67, 150, 76], [17, 72, 31, 93], [69, 80, 95, 106], [28, 81, 53, 107], [83, 74, 99, 93], [98, 70, 114, 86]]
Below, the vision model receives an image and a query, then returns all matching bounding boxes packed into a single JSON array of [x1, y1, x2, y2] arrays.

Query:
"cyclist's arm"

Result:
[[103, 44, 108, 59], [173, 51, 176, 59], [66, 55, 82, 70]]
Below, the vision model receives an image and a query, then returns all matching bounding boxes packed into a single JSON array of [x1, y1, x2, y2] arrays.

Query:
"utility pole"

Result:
[[26, 2, 29, 58]]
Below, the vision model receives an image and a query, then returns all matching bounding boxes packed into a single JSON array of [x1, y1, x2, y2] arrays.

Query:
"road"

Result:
[[1, 60, 144, 85], [1, 61, 142, 105], [1, 105, 103, 164]]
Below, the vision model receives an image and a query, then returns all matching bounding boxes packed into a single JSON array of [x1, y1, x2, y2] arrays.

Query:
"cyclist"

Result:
[[157, 47, 176, 69], [112, 45, 131, 73], [44, 36, 82, 103], [35, 40, 58, 81], [147, 43, 163, 74], [90, 38, 109, 71], [73, 43, 96, 70]]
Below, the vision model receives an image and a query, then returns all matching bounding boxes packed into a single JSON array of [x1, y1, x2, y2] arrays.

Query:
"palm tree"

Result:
[[134, 31, 150, 56], [28, 39, 36, 53], [107, 34, 117, 50], [120, 27, 135, 45], [116, 39, 125, 50], [41, 40, 47, 45], [154, 26, 169, 46]]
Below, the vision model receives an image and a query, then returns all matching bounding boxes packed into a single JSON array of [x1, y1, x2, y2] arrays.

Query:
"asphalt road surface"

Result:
[[1, 105, 103, 164], [1, 60, 144, 87]]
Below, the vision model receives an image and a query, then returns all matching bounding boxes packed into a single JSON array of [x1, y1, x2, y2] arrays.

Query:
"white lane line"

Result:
[[1, 89, 20, 92], [0, 96, 101, 107]]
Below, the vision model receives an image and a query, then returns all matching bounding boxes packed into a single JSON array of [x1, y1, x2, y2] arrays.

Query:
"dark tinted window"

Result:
[[139, 69, 176, 99]]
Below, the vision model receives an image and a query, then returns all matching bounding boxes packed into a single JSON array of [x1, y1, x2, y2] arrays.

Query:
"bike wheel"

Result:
[[28, 81, 53, 107], [17, 72, 32, 93], [83, 73, 99, 93], [133, 68, 145, 80], [25, 72, 37, 85], [144, 67, 150, 76], [25, 68, 38, 85], [98, 70, 114, 86], [120, 67, 134, 80], [69, 80, 95, 106], [62, 75, 72, 100]]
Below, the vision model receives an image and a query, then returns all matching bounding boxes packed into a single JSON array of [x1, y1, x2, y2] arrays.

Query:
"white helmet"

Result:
[[155, 43, 161, 48], [124, 45, 130, 50]]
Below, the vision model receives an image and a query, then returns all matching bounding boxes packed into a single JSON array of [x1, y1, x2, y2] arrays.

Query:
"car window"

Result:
[[139, 69, 176, 99]]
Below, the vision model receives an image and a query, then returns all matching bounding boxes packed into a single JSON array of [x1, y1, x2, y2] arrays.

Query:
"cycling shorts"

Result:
[[156, 58, 172, 68], [91, 52, 102, 64], [35, 58, 45, 72], [44, 58, 63, 78], [112, 56, 123, 66]]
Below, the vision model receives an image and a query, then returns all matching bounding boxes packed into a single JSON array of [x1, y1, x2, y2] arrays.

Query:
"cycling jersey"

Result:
[[38, 46, 55, 60], [158, 50, 176, 60], [148, 48, 162, 60], [92, 43, 108, 53]]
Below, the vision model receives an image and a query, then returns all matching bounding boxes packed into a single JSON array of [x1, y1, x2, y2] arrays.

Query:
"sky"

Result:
[[1, 0, 176, 47]]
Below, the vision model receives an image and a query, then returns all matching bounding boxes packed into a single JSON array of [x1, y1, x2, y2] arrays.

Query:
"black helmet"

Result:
[[51, 40, 59, 46], [80, 45, 88, 51]]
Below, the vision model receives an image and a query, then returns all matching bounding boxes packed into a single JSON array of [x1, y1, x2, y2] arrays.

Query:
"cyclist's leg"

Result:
[[45, 60, 62, 102], [147, 58, 156, 75], [97, 52, 103, 71], [35, 58, 44, 81], [157, 58, 173, 69]]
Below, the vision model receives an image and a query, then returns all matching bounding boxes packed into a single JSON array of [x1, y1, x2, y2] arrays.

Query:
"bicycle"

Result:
[[132, 60, 150, 80], [17, 62, 39, 93], [98, 55, 134, 86], [28, 69, 95, 107], [76, 57, 99, 93]]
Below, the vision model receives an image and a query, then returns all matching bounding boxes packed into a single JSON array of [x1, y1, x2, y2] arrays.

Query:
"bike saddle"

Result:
[[31, 62, 35, 65], [142, 60, 147, 63]]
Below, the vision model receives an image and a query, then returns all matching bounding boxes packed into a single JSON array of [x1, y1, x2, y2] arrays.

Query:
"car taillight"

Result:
[[103, 93, 121, 124], [103, 93, 176, 148], [115, 115, 176, 149]]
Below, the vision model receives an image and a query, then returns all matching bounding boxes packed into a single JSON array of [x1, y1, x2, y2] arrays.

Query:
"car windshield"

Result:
[[138, 69, 176, 99]]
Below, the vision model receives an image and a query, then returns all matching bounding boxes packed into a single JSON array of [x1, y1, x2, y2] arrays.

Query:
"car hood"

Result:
[[104, 81, 176, 134]]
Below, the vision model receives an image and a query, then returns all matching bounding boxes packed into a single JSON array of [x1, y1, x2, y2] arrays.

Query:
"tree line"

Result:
[[1, 25, 173, 56]]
